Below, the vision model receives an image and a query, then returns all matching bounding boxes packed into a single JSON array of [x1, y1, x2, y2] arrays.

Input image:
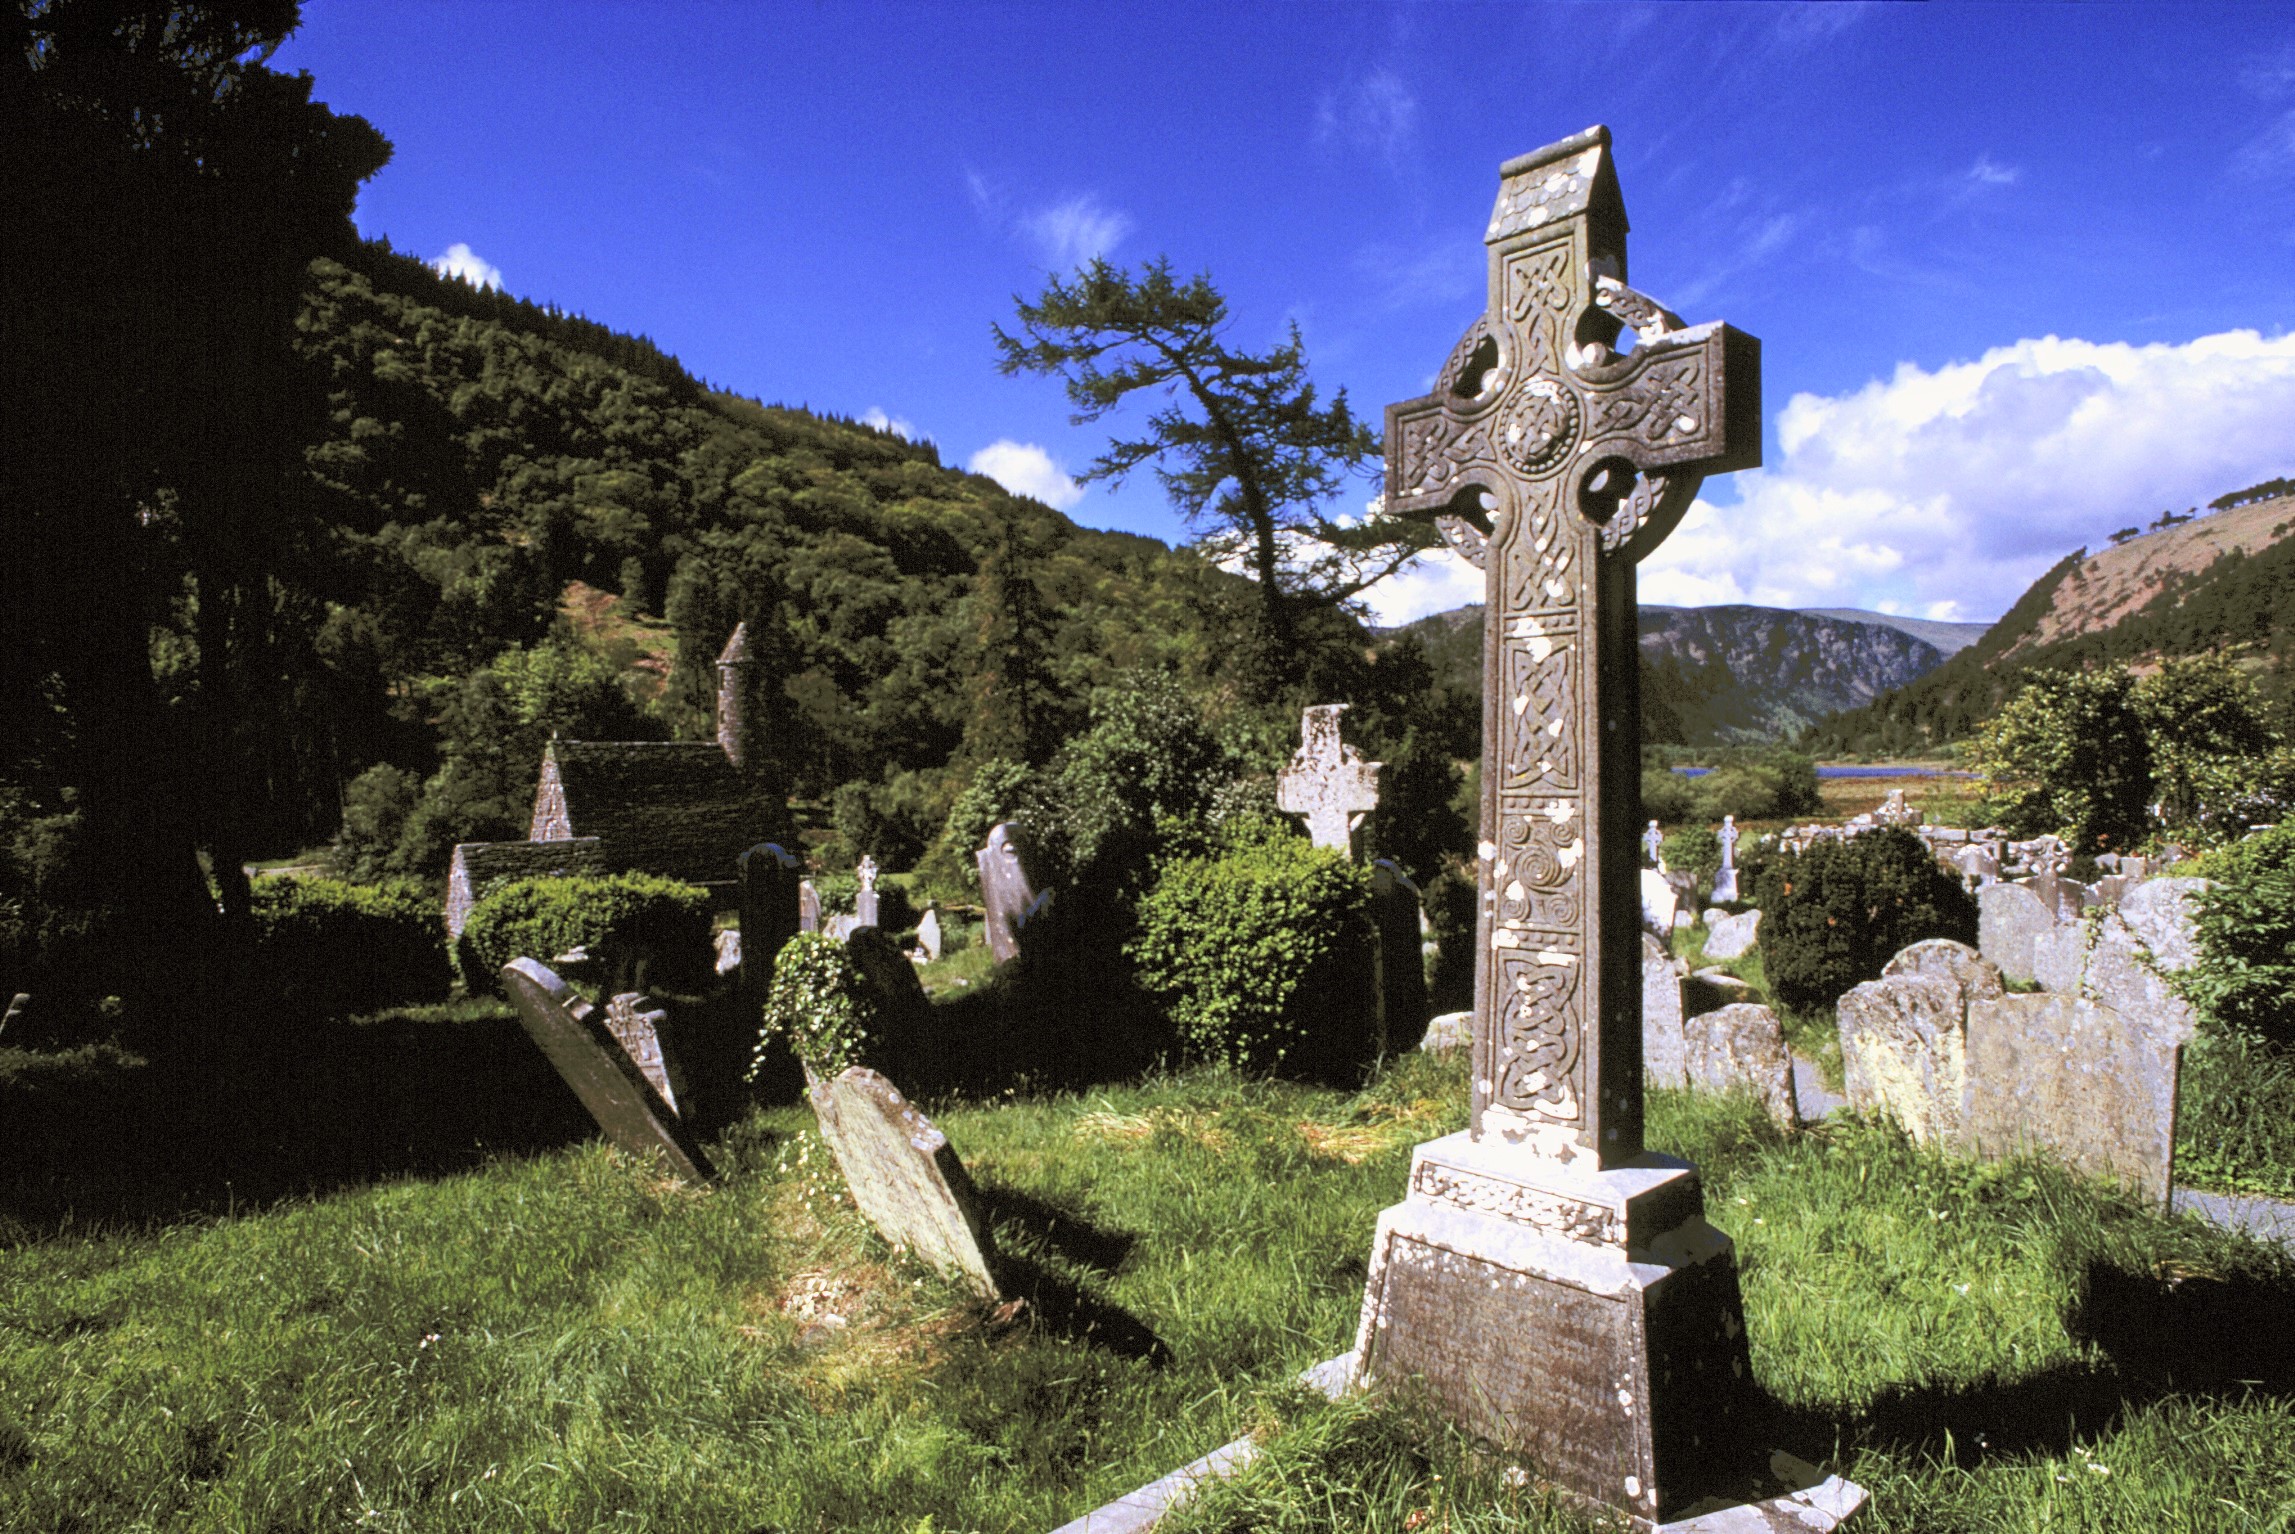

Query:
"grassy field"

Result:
[[7, 1039, 2295, 1533]]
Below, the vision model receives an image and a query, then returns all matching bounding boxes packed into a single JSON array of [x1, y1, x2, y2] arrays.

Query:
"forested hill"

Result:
[[1807, 487, 2295, 756], [246, 243, 1334, 875], [1392, 603, 1955, 745]]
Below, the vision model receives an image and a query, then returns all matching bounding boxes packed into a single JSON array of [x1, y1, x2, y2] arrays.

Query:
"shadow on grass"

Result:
[[976, 1183, 1140, 1276], [1755, 1253, 2295, 1472], [990, 1251, 1173, 1368]]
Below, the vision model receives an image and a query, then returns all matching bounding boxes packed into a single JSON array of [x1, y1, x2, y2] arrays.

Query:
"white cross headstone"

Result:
[[1276, 704, 1381, 857], [1711, 814, 1741, 904], [1642, 819, 1665, 869]]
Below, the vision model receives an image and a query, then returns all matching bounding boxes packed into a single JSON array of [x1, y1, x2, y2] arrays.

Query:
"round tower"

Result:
[[715, 622, 757, 769]]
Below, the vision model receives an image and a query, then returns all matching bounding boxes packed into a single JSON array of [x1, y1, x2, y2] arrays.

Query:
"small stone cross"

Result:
[[1642, 819, 1664, 868], [1277, 705, 1381, 857], [1385, 124, 1760, 1162], [857, 854, 878, 892], [1717, 814, 1738, 868]]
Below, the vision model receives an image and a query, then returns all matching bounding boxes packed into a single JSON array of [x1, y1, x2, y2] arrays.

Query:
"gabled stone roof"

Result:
[[531, 740, 780, 887]]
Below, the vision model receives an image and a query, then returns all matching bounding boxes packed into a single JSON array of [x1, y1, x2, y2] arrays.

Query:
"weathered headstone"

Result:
[[1369, 859, 1431, 1050], [1963, 990, 2187, 1206], [1702, 907, 1761, 961], [1977, 881, 2053, 984], [855, 854, 881, 929], [1641, 867, 1680, 937], [0, 992, 26, 1039], [1642, 933, 1688, 1090], [713, 927, 742, 977], [2031, 920, 2090, 995], [1710, 814, 1740, 903], [808, 1065, 1002, 1299], [1346, 127, 1794, 1527], [2119, 876, 2210, 972], [1874, 788, 1921, 827], [1682, 967, 1751, 1017], [1419, 1010, 1474, 1054], [1683, 1003, 1799, 1128], [917, 905, 944, 963], [976, 822, 1040, 964], [1837, 939, 2004, 1151], [1277, 704, 1381, 856], [500, 958, 713, 1181], [738, 842, 802, 1000], [798, 878, 821, 934], [604, 991, 688, 1118]]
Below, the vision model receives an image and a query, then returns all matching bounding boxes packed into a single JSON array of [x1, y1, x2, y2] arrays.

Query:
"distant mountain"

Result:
[[1797, 609, 1991, 658], [1388, 603, 1958, 746], [1808, 487, 2295, 755]]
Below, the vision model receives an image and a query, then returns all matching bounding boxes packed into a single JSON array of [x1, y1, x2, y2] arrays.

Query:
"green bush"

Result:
[[749, 931, 880, 1079], [1020, 670, 1235, 889], [914, 757, 1032, 899], [2186, 823, 2295, 1049], [1660, 824, 1723, 886], [248, 877, 453, 1016], [1641, 767, 1697, 824], [1754, 827, 1976, 1013], [1128, 825, 1374, 1076], [457, 873, 711, 994]]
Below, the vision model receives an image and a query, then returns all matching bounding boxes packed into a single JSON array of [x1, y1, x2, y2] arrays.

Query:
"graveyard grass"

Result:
[[9, 1052, 2295, 1531]]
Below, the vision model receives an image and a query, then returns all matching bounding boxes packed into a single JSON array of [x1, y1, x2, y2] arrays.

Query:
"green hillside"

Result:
[[1810, 487, 2295, 756]]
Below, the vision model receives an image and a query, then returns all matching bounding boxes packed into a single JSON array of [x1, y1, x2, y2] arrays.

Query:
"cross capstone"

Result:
[[1277, 705, 1381, 857]]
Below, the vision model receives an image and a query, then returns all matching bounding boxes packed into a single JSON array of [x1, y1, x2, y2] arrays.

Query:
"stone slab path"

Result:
[[2172, 1187, 2295, 1249]]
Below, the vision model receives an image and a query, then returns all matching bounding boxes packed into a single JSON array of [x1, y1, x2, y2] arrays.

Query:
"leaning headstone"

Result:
[[739, 842, 803, 999], [1703, 907, 1761, 961], [1640, 867, 1680, 937], [604, 992, 688, 1119], [1642, 932, 1688, 1090], [0, 992, 26, 1039], [1977, 881, 2053, 984], [1276, 704, 1381, 857], [500, 959, 713, 1181], [1710, 815, 1741, 904], [854, 854, 881, 929], [976, 822, 1040, 964], [846, 924, 931, 1025], [1684, 1003, 1800, 1128], [808, 1065, 1002, 1300], [1345, 127, 1815, 1529], [713, 927, 742, 977], [1963, 991, 2186, 1206], [2119, 876, 2210, 973], [917, 905, 944, 963], [2084, 914, 2198, 1040], [1370, 860, 1430, 1050]]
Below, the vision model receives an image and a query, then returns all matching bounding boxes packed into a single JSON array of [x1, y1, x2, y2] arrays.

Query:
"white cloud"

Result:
[[1969, 154, 2019, 186], [431, 242, 503, 290], [968, 440, 1085, 510], [1358, 546, 1487, 628], [861, 406, 919, 441], [1315, 69, 1418, 168], [1019, 195, 1134, 271], [1641, 328, 2295, 621]]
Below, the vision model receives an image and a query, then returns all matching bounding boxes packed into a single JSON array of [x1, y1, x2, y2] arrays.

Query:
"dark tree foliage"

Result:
[[1754, 828, 1978, 1014], [2, 0, 389, 1011], [994, 258, 1436, 696]]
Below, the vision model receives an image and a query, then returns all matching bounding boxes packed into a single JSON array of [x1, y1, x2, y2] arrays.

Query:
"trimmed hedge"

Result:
[[1129, 826, 1374, 1076], [458, 873, 712, 994], [248, 877, 453, 1017], [1754, 827, 1976, 1013]]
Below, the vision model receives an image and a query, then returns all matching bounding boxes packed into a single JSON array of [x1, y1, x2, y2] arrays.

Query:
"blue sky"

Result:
[[276, 2, 2295, 626]]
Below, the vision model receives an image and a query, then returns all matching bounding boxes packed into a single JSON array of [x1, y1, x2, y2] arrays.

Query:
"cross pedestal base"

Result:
[[1349, 1133, 1755, 1528]]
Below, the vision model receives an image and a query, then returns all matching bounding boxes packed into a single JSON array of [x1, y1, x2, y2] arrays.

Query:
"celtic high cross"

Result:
[[1386, 125, 1759, 1166]]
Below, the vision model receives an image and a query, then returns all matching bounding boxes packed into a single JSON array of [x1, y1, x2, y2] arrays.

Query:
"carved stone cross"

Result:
[[1385, 124, 1759, 1166], [1277, 704, 1381, 857]]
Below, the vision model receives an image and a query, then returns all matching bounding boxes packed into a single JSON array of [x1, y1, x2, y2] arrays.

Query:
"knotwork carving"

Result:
[[1492, 948, 1582, 1122]]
